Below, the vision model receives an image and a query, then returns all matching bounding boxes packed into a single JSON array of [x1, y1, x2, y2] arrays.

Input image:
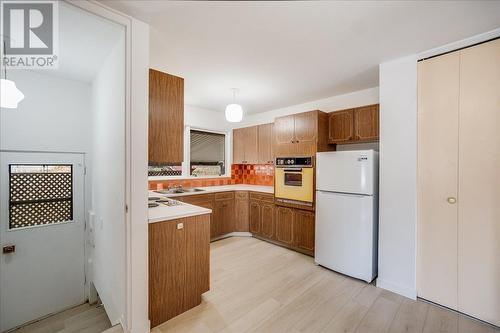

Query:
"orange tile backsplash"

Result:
[[148, 164, 275, 190]]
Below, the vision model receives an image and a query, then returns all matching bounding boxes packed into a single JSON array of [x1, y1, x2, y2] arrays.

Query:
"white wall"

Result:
[[234, 86, 379, 128], [377, 55, 418, 299], [185, 104, 230, 131], [90, 35, 126, 325], [0, 71, 91, 152]]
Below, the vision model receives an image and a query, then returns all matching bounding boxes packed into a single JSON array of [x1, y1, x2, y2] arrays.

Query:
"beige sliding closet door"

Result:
[[417, 52, 460, 310], [458, 39, 500, 326]]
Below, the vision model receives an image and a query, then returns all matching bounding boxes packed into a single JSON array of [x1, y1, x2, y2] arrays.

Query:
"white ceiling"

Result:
[[101, 1, 500, 114], [29, 2, 124, 83]]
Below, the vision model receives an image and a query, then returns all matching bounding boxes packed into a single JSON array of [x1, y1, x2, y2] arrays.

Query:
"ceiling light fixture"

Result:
[[225, 88, 243, 123], [1, 41, 24, 109]]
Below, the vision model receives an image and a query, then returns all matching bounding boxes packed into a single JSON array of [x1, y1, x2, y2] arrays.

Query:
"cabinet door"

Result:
[[234, 193, 249, 232], [195, 201, 215, 238], [260, 203, 275, 240], [184, 215, 210, 308], [294, 111, 317, 145], [417, 52, 459, 310], [274, 115, 295, 144], [328, 109, 354, 144], [293, 210, 315, 253], [457, 39, 500, 326], [149, 220, 186, 326], [213, 201, 225, 238], [232, 128, 246, 164], [354, 105, 379, 141], [223, 199, 235, 235], [275, 207, 294, 245], [149, 69, 184, 164], [249, 201, 261, 234], [244, 126, 259, 164], [258, 123, 274, 164]]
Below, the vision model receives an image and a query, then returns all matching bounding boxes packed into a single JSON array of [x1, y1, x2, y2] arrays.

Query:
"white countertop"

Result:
[[150, 184, 274, 198], [148, 200, 212, 223], [148, 185, 273, 223]]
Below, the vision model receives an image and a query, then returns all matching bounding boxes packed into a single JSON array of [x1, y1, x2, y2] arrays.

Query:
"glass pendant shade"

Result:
[[0, 79, 24, 109], [225, 103, 243, 122]]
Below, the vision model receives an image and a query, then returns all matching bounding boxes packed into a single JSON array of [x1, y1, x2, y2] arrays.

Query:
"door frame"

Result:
[[63, 2, 149, 333]]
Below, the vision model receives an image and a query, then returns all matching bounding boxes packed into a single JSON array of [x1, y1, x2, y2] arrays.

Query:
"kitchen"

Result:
[[1, 2, 499, 333]]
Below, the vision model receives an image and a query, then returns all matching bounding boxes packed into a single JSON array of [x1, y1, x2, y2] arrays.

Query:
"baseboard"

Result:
[[211, 232, 252, 241], [376, 278, 417, 300]]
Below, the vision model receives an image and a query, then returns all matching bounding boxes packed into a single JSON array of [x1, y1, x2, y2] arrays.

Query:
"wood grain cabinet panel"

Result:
[[258, 123, 275, 164], [328, 104, 379, 144], [354, 105, 379, 141], [149, 214, 210, 327], [293, 209, 315, 253], [275, 206, 294, 245], [234, 192, 249, 232], [233, 126, 258, 164], [232, 128, 246, 164], [249, 201, 261, 234], [328, 109, 354, 144], [214, 198, 235, 236], [274, 110, 334, 157], [261, 203, 275, 240], [148, 69, 184, 164]]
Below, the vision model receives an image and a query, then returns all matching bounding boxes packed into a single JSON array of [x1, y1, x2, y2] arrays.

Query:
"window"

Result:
[[9, 164, 73, 229], [190, 129, 226, 177]]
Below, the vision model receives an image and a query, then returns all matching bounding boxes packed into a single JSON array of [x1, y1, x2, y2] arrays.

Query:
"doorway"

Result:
[[0, 152, 86, 331]]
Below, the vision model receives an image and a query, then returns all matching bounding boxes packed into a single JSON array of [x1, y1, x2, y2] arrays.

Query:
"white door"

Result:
[[0, 152, 86, 332], [315, 190, 377, 282]]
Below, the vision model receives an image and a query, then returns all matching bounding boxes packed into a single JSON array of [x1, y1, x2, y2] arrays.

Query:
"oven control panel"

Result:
[[275, 157, 313, 167]]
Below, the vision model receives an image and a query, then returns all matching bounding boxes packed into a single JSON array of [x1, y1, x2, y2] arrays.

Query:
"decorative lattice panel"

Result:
[[9, 165, 73, 229]]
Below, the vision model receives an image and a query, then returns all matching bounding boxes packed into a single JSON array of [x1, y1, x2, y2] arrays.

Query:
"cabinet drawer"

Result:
[[215, 192, 235, 201], [250, 192, 274, 203], [180, 193, 214, 204], [235, 191, 249, 200]]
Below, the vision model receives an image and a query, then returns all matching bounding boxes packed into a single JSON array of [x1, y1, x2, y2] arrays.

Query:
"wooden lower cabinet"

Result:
[[293, 209, 315, 253], [214, 195, 235, 236], [249, 201, 261, 234], [149, 214, 210, 327], [261, 203, 275, 239], [234, 191, 249, 231], [275, 206, 294, 245]]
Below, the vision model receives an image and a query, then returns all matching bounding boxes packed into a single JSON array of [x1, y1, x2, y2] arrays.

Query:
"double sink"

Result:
[[155, 188, 205, 195]]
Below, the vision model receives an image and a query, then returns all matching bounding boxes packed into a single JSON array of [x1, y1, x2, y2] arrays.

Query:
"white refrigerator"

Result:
[[315, 150, 379, 283]]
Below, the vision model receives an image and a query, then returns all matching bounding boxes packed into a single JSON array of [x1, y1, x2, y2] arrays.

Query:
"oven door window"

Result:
[[284, 171, 302, 186]]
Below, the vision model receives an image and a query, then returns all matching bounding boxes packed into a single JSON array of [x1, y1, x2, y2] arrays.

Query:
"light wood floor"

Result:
[[10, 303, 112, 333], [153, 237, 499, 333]]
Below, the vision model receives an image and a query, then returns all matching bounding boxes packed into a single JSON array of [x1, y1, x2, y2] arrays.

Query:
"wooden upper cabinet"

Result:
[[274, 110, 334, 157], [232, 127, 246, 164], [294, 111, 317, 144], [354, 104, 379, 141], [148, 69, 184, 164], [328, 104, 379, 144], [244, 126, 259, 164], [274, 115, 296, 145], [258, 123, 274, 164], [233, 126, 258, 164], [328, 109, 354, 143]]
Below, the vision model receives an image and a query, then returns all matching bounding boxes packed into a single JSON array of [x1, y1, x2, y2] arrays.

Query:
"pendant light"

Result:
[[225, 88, 243, 123], [1, 41, 25, 109]]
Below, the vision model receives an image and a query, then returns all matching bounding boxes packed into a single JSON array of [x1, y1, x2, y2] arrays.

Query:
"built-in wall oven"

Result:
[[275, 157, 314, 208]]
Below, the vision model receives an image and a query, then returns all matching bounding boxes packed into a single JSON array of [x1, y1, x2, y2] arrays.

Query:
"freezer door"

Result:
[[316, 150, 378, 195], [315, 190, 378, 282]]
